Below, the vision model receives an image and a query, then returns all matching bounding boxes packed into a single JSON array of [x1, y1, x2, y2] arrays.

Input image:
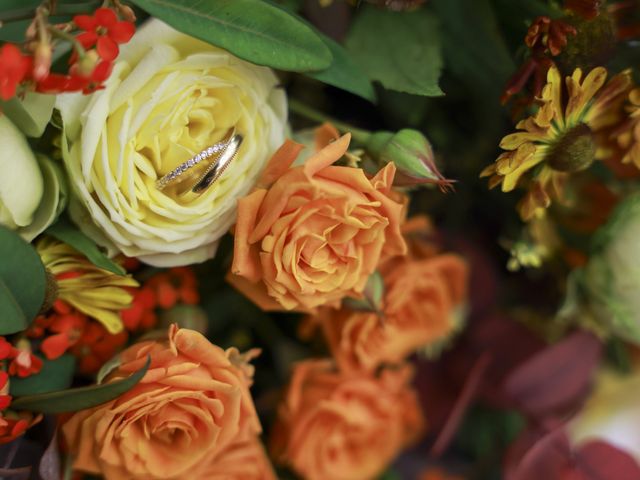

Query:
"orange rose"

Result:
[[271, 360, 424, 480], [62, 325, 261, 480], [229, 133, 406, 311], [201, 436, 277, 479], [313, 217, 469, 372]]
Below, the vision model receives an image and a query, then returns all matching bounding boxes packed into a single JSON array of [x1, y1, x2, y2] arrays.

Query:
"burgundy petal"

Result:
[[502, 330, 602, 417]]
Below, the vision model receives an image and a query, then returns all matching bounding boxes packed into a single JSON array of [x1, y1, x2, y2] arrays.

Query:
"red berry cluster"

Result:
[[0, 7, 134, 101]]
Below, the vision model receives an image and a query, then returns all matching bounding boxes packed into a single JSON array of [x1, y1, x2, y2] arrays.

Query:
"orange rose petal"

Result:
[[257, 139, 305, 188], [232, 189, 268, 282], [314, 122, 340, 150], [303, 133, 351, 177]]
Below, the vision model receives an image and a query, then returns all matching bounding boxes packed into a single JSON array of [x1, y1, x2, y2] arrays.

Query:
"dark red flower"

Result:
[[525, 17, 577, 57], [565, 0, 604, 20], [73, 7, 135, 61], [0, 44, 32, 100]]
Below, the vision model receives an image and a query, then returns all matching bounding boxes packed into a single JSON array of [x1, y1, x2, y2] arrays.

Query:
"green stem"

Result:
[[288, 99, 371, 144], [48, 25, 86, 57]]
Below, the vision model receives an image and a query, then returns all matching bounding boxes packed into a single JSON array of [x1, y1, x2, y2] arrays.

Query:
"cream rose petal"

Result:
[[57, 19, 287, 267]]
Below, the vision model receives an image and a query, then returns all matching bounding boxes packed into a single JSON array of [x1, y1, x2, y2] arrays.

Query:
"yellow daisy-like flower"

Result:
[[36, 237, 138, 333], [482, 65, 632, 220]]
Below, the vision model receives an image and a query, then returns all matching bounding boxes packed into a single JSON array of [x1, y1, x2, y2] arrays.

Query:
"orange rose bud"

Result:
[[271, 360, 424, 480], [62, 325, 261, 480], [33, 42, 52, 81], [229, 134, 407, 312]]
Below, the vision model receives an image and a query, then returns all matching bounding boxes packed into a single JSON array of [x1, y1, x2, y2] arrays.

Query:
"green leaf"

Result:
[[10, 354, 76, 396], [127, 0, 332, 72], [0, 226, 47, 334], [11, 356, 150, 413], [345, 6, 443, 96], [308, 33, 376, 102], [0, 92, 56, 138], [47, 216, 125, 275]]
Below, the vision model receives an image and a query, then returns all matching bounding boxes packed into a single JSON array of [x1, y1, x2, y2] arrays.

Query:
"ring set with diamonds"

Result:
[[156, 129, 243, 194]]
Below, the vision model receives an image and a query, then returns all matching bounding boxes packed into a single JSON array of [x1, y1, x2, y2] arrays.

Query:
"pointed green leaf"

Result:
[[11, 357, 150, 414], [346, 6, 443, 96], [0, 225, 46, 334], [47, 216, 125, 275], [127, 0, 332, 72]]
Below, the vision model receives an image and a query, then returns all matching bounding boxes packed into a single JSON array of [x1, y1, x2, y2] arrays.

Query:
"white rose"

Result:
[[57, 19, 287, 266]]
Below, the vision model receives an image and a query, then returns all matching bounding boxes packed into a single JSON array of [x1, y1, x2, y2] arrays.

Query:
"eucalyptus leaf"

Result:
[[47, 216, 125, 275], [346, 6, 443, 96], [10, 354, 76, 396], [11, 356, 150, 413], [0, 93, 56, 138], [127, 0, 332, 71], [0, 226, 46, 334]]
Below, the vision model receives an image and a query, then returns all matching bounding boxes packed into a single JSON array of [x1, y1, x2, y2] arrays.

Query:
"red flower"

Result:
[[39, 308, 87, 360], [73, 7, 135, 61], [37, 60, 113, 95], [8, 350, 43, 378], [525, 16, 577, 57], [121, 287, 157, 331], [70, 322, 128, 374], [0, 412, 41, 445], [147, 267, 200, 310], [0, 371, 10, 411], [0, 337, 12, 360], [0, 44, 32, 100]]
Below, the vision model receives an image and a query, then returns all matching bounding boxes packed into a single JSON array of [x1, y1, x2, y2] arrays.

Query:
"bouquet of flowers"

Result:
[[1, 0, 640, 479]]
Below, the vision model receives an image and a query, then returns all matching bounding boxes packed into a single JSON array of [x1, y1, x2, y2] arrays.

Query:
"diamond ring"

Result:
[[155, 129, 236, 191]]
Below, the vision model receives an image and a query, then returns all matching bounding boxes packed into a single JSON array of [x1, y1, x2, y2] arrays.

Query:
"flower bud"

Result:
[[0, 116, 43, 232], [33, 42, 52, 81], [117, 4, 137, 23], [365, 129, 454, 190], [71, 49, 100, 77]]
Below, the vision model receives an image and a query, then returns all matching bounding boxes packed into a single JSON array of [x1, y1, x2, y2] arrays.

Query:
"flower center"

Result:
[[546, 123, 596, 173]]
